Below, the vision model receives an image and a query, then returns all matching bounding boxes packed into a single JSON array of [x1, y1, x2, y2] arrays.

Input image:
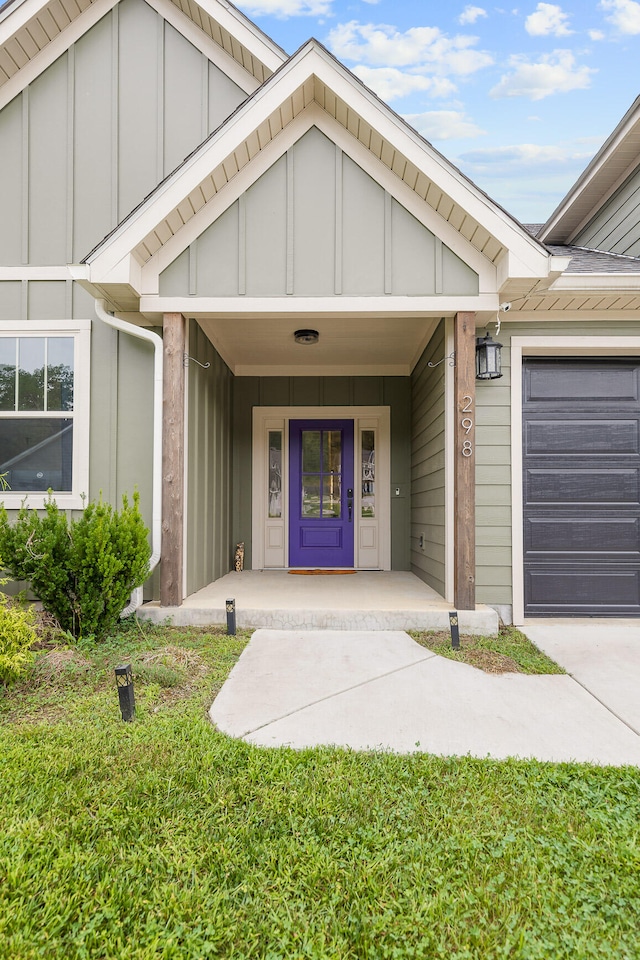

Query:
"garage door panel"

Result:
[[525, 468, 640, 504], [524, 419, 640, 456], [525, 566, 640, 615], [525, 517, 640, 555], [523, 357, 640, 617], [525, 362, 640, 403]]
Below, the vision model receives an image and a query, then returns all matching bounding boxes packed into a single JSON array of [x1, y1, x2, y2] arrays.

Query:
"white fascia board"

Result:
[[140, 105, 497, 294], [539, 99, 640, 243], [548, 273, 640, 292], [138, 294, 499, 316], [0, 265, 86, 279], [144, 0, 260, 93], [0, 0, 119, 112], [0, 0, 49, 37], [194, 0, 286, 71]]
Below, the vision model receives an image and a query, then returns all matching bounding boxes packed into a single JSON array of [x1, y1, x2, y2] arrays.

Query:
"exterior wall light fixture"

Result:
[[294, 329, 319, 344], [476, 333, 503, 380]]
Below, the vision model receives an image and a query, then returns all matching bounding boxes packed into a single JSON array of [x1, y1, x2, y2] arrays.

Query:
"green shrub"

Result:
[[0, 493, 150, 642], [0, 561, 36, 686]]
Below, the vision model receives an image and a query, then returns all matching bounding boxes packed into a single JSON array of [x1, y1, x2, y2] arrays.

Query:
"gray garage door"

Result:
[[523, 357, 640, 617]]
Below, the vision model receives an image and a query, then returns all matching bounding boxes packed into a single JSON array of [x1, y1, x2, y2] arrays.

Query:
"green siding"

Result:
[[232, 376, 411, 570], [159, 127, 479, 298], [574, 164, 640, 257], [410, 322, 446, 596], [0, 0, 247, 267], [186, 320, 234, 595]]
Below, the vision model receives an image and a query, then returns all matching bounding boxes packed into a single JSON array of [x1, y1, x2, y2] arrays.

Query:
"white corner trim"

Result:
[[510, 334, 640, 624]]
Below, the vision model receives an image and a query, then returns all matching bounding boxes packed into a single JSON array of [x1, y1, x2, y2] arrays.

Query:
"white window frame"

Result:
[[0, 319, 91, 511]]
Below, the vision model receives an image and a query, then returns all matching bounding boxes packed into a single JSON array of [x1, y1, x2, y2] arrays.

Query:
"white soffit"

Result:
[[85, 42, 550, 290], [0, 0, 283, 108], [540, 95, 640, 245]]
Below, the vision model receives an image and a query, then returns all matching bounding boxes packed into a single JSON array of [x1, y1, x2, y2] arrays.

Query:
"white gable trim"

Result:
[[0, 0, 284, 112], [135, 105, 497, 295], [84, 42, 551, 292]]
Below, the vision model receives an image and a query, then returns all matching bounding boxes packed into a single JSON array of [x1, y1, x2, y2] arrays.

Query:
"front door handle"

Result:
[[347, 487, 353, 522]]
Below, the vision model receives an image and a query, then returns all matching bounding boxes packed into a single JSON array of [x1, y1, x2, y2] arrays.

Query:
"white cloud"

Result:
[[238, 0, 332, 16], [404, 110, 487, 139], [460, 142, 593, 170], [353, 67, 456, 101], [361, 0, 382, 4], [600, 0, 640, 34], [459, 5, 488, 24], [525, 3, 573, 36], [327, 21, 494, 75], [490, 49, 595, 100], [589, 28, 606, 38]]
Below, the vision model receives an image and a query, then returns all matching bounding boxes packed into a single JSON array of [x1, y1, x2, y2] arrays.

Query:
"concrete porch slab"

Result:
[[138, 570, 499, 634]]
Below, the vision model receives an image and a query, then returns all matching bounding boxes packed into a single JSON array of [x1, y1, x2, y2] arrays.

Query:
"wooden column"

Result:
[[454, 311, 476, 610], [161, 313, 185, 607]]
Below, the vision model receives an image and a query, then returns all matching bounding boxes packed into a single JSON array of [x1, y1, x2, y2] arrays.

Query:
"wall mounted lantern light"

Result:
[[294, 329, 319, 344], [475, 333, 503, 380]]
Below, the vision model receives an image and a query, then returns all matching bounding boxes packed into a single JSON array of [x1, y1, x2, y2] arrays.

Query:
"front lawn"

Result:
[[1, 623, 639, 959]]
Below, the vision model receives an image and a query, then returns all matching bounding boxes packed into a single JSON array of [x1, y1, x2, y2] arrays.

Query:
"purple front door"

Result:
[[289, 419, 355, 568]]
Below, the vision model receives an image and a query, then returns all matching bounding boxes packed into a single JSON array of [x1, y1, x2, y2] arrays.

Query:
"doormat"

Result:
[[288, 569, 357, 575]]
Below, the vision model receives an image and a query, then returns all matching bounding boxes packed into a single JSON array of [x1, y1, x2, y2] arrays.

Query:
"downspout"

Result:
[[94, 300, 163, 615]]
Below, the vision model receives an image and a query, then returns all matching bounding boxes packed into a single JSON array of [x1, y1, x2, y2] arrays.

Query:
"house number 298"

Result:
[[461, 396, 473, 457]]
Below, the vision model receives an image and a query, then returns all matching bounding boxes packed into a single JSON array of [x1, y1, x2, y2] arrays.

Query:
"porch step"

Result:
[[137, 571, 499, 634], [138, 604, 500, 634]]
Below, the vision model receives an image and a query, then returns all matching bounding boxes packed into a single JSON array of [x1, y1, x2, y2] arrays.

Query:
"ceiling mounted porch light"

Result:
[[294, 329, 319, 345], [476, 333, 503, 380]]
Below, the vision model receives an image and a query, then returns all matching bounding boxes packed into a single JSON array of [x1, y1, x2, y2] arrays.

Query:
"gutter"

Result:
[[94, 299, 162, 616]]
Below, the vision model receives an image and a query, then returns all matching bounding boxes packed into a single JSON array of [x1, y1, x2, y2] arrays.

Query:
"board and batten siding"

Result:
[[574, 164, 640, 257], [410, 322, 446, 596], [0, 0, 246, 268], [185, 320, 233, 595], [474, 318, 640, 609], [159, 127, 479, 299], [232, 375, 411, 571]]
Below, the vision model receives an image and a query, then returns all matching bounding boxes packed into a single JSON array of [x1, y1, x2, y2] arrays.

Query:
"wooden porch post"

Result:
[[161, 313, 185, 607], [454, 311, 476, 610]]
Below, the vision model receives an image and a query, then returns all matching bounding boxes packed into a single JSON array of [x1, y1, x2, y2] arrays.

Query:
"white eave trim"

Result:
[[539, 97, 640, 243], [549, 272, 640, 292], [139, 294, 499, 317]]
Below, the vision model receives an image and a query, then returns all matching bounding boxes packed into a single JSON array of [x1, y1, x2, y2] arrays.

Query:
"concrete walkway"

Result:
[[209, 625, 640, 766]]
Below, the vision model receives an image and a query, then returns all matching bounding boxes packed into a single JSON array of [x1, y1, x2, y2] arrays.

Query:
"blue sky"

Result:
[[233, 0, 640, 224]]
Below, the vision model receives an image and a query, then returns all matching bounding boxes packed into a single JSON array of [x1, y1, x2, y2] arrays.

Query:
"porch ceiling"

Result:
[[195, 314, 440, 376]]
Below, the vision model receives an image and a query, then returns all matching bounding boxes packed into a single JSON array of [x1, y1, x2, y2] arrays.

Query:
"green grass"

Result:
[[410, 624, 565, 675], [1, 623, 639, 959]]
